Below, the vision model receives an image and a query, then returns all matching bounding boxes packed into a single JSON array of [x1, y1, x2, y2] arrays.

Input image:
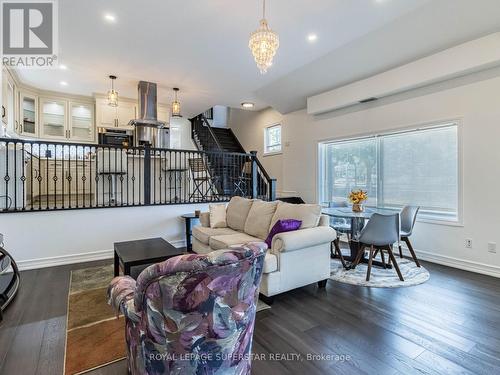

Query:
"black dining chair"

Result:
[[353, 213, 403, 282]]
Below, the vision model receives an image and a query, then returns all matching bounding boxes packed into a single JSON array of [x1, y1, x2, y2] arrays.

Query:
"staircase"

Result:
[[190, 113, 275, 200]]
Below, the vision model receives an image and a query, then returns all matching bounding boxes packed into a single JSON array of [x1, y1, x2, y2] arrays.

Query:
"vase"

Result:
[[352, 203, 364, 212]]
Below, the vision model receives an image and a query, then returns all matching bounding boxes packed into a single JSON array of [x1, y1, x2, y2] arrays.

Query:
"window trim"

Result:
[[317, 119, 463, 226], [264, 123, 282, 156]]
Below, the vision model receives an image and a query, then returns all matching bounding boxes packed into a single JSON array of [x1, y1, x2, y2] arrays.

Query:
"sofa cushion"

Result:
[[209, 204, 227, 228], [270, 202, 322, 230], [226, 197, 254, 231], [209, 233, 263, 250], [265, 219, 302, 248], [263, 253, 278, 274], [244, 200, 279, 240], [192, 226, 238, 245]]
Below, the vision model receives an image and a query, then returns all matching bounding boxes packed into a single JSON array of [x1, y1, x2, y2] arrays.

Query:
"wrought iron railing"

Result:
[[0, 138, 276, 213]]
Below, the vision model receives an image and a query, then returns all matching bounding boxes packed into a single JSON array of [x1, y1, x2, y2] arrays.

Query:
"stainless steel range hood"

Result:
[[129, 81, 169, 147], [129, 81, 167, 127]]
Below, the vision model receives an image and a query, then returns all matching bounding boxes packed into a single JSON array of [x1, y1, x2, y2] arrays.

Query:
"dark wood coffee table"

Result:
[[114, 237, 185, 277]]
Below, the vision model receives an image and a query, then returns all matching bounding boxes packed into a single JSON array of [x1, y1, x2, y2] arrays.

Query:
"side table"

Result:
[[182, 213, 200, 252]]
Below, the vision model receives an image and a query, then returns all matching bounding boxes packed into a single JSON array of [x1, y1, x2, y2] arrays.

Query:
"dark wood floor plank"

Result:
[[415, 350, 475, 375], [1, 258, 500, 375]]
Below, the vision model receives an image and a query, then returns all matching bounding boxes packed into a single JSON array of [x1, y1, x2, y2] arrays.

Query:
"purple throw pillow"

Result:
[[265, 219, 302, 248]]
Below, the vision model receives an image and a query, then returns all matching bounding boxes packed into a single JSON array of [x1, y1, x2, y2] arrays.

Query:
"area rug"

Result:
[[330, 257, 430, 288], [64, 264, 271, 374]]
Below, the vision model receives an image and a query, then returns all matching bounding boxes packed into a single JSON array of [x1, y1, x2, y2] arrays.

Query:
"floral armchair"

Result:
[[108, 242, 267, 375]]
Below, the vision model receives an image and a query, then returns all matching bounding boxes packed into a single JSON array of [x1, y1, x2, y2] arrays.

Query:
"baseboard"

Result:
[[17, 249, 114, 271], [338, 240, 500, 278], [16, 239, 186, 271], [401, 247, 500, 278]]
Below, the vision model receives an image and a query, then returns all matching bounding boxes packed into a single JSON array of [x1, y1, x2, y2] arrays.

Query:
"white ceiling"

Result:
[[15, 0, 500, 117]]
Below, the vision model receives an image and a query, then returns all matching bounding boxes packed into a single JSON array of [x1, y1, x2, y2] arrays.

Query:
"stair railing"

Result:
[[191, 114, 223, 152], [190, 113, 276, 201]]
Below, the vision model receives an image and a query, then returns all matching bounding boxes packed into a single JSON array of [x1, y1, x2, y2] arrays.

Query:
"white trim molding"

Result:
[[16, 239, 186, 271], [401, 247, 500, 279]]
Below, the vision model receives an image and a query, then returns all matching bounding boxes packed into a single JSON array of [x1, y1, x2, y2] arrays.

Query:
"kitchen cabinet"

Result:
[[96, 98, 136, 130], [98, 103, 117, 128], [34, 159, 94, 197], [19, 91, 38, 137], [70, 102, 94, 142], [1, 77, 7, 125], [2, 69, 17, 132], [38, 97, 95, 143], [116, 104, 136, 129], [40, 98, 67, 140]]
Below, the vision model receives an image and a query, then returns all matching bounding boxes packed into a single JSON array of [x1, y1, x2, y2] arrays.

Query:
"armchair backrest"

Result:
[[132, 242, 267, 374]]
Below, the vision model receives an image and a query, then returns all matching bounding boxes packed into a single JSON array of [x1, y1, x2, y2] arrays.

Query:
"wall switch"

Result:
[[0, 233, 3, 246], [465, 239, 473, 248], [488, 242, 497, 253]]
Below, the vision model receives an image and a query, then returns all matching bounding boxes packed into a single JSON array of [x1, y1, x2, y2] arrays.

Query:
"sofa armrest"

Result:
[[107, 276, 141, 323], [318, 214, 330, 227], [199, 212, 210, 227], [272, 226, 336, 253]]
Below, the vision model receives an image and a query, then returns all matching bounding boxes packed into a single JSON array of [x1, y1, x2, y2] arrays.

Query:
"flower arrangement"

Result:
[[348, 190, 368, 212]]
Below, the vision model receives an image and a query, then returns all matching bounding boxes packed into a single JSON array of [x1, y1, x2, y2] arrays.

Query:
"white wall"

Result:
[[0, 203, 209, 270], [228, 108, 284, 193], [283, 68, 500, 276]]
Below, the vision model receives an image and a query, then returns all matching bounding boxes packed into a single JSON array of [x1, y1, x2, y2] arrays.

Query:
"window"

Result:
[[318, 123, 460, 222], [264, 124, 282, 154]]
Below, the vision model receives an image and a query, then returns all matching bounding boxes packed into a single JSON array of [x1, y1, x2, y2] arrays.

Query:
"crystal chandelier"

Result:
[[171, 88, 181, 117], [107, 75, 118, 107], [249, 0, 279, 74]]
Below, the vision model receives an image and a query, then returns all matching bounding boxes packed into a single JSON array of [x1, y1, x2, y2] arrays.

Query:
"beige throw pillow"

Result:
[[244, 200, 279, 239], [270, 202, 321, 230], [209, 204, 227, 228], [226, 196, 254, 231]]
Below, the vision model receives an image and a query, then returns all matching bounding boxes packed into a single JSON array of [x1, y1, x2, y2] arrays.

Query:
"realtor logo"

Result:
[[1, 0, 58, 68]]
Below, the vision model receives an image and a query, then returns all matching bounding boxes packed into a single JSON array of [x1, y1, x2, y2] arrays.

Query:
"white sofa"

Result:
[[192, 197, 336, 303]]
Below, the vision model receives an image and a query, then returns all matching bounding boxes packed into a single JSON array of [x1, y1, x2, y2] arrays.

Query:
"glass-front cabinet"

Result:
[[20, 92, 38, 137], [70, 102, 94, 142], [40, 98, 67, 139]]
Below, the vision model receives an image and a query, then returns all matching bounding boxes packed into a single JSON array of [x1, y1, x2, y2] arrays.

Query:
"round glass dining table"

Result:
[[322, 206, 400, 267]]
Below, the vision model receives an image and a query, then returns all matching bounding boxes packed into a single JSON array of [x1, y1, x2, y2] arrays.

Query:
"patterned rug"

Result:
[[330, 256, 430, 288], [64, 264, 271, 374]]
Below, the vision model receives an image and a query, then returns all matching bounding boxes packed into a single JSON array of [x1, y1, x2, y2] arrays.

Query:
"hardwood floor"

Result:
[[1, 259, 500, 374]]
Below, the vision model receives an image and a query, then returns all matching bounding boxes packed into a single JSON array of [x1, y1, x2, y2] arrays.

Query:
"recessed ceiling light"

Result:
[[59, 64, 67, 70], [104, 13, 116, 23], [241, 102, 255, 109], [60, 81, 68, 86], [307, 34, 318, 42]]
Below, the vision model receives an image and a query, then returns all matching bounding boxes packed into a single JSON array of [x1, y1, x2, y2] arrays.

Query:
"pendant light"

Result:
[[249, 0, 279, 74], [171, 88, 181, 117], [107, 75, 118, 107]]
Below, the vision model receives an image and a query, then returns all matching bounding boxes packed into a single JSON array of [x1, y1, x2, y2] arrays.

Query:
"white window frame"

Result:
[[264, 123, 282, 156], [317, 120, 463, 226]]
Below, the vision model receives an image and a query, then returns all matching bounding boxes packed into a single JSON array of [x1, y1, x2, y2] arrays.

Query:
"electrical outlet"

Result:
[[488, 242, 497, 253], [465, 239, 473, 249]]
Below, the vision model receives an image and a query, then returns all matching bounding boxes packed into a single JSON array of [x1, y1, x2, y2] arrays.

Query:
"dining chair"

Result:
[[353, 213, 403, 281], [232, 160, 252, 197], [188, 157, 219, 201], [326, 201, 351, 267], [399, 205, 421, 267]]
